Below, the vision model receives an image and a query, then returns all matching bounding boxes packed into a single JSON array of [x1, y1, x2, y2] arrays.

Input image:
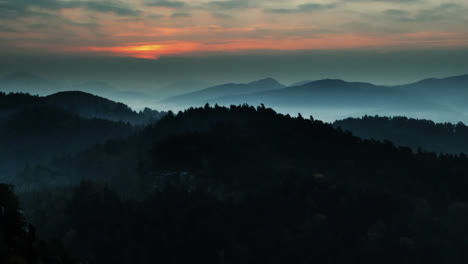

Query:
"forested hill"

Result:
[[0, 91, 165, 181], [15, 104, 468, 264], [0, 105, 136, 181], [334, 116, 468, 154], [42, 91, 163, 124], [19, 104, 468, 201], [0, 91, 165, 125]]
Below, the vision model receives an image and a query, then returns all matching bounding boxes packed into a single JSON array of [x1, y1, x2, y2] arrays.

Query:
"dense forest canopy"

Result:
[[0, 92, 166, 182], [3, 104, 467, 264], [334, 116, 468, 154]]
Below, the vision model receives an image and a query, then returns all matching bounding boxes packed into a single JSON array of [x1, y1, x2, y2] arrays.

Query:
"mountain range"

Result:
[[162, 74, 468, 123], [163, 78, 285, 105], [0, 72, 151, 105], [2, 72, 468, 123]]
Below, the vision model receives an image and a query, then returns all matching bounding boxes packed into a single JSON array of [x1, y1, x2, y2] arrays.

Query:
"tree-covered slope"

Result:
[[15, 105, 468, 264], [334, 116, 468, 154]]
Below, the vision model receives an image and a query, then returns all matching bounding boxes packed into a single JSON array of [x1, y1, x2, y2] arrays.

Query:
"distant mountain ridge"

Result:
[[71, 81, 151, 103], [163, 78, 285, 104], [162, 73, 468, 123], [1, 72, 47, 83], [3, 71, 468, 123], [210, 78, 405, 109], [0, 72, 53, 94], [157, 79, 217, 98], [394, 74, 468, 107], [0, 72, 152, 106], [400, 74, 468, 90]]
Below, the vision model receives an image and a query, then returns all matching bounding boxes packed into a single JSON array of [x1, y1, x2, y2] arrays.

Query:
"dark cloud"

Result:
[[383, 9, 409, 16], [379, 3, 464, 23], [0, 0, 141, 18], [212, 13, 232, 19], [270, 3, 338, 14], [0, 0, 53, 18], [0, 25, 17, 32], [343, 0, 422, 2], [146, 1, 187, 8], [202, 0, 255, 10], [76, 2, 141, 16], [413, 3, 462, 22], [171, 12, 191, 17]]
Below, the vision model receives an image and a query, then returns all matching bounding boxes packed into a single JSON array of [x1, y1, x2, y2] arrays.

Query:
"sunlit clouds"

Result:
[[75, 42, 201, 59], [1, 0, 468, 59]]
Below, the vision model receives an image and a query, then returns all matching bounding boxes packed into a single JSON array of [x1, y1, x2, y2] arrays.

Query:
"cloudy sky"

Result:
[[1, 0, 468, 87], [1, 0, 468, 59]]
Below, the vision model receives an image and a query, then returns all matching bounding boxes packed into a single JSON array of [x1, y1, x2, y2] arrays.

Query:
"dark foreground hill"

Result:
[[0, 91, 164, 125], [0, 105, 136, 181], [0, 91, 165, 180], [334, 116, 468, 154], [0, 184, 80, 264], [13, 105, 468, 264], [42, 91, 164, 124]]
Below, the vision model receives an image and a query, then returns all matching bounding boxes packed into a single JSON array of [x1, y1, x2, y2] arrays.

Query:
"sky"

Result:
[[1, 0, 468, 86]]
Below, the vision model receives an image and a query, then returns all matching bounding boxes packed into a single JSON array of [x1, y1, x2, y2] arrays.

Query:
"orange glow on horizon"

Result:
[[69, 32, 468, 59], [76, 42, 201, 59]]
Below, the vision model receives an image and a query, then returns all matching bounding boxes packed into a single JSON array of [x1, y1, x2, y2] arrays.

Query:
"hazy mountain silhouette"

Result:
[[399, 74, 468, 92], [157, 79, 216, 98], [395, 74, 468, 106], [1, 72, 47, 83], [163, 78, 284, 104], [213, 79, 410, 109], [74, 81, 116, 93], [72, 81, 150, 102], [0, 72, 53, 94], [289, 80, 312, 86], [155, 75, 468, 122]]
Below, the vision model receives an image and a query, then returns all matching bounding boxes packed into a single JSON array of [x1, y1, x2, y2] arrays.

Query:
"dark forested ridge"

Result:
[[0, 105, 135, 181], [6, 104, 468, 264], [0, 184, 80, 264], [334, 116, 468, 154], [0, 91, 165, 181], [0, 91, 165, 125]]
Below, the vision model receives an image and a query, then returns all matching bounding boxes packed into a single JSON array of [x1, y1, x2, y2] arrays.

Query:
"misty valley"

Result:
[[1, 73, 468, 264]]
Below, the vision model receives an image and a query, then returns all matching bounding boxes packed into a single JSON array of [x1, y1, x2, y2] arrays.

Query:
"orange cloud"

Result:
[[75, 42, 201, 59], [67, 31, 468, 59], [70, 35, 387, 59]]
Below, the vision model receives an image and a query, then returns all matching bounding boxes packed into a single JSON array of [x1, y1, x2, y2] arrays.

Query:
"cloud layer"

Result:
[[1, 0, 467, 58]]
